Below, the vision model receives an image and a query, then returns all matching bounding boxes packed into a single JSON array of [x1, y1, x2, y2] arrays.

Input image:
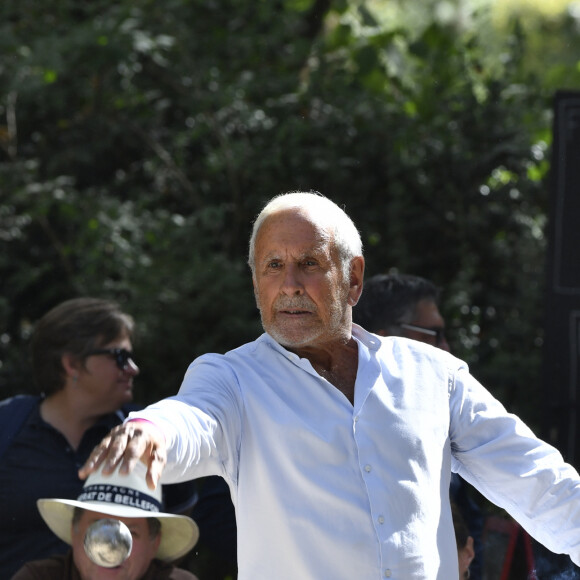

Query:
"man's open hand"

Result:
[[78, 420, 166, 490]]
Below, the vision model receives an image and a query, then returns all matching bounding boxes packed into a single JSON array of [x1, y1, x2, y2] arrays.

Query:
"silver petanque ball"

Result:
[[84, 518, 132, 567]]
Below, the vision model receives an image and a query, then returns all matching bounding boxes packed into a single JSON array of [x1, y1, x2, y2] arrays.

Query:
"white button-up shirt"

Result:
[[131, 325, 580, 579]]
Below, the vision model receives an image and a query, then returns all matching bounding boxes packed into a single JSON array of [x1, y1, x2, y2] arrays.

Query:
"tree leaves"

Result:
[[0, 0, 566, 430]]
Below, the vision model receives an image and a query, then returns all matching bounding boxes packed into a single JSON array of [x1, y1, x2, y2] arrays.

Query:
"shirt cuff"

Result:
[[125, 417, 166, 442]]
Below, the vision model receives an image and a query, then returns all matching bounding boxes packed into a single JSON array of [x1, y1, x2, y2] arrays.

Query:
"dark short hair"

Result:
[[146, 516, 162, 539], [31, 298, 135, 396], [353, 273, 440, 334], [451, 500, 470, 550]]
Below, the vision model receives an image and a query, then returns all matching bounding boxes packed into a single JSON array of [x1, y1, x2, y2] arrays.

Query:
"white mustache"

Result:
[[275, 298, 317, 312]]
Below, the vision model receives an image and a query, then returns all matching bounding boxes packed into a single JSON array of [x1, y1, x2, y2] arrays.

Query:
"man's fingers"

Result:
[[79, 421, 166, 489], [78, 430, 118, 479], [144, 448, 167, 490], [104, 423, 146, 474], [78, 423, 140, 478]]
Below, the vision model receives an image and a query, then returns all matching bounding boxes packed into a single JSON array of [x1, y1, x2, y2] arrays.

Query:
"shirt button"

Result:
[[378, 515, 385, 524], [354, 416, 359, 422], [364, 464, 372, 473], [384, 570, 392, 577]]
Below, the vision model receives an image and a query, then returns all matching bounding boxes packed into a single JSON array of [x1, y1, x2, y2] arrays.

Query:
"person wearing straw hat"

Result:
[[11, 462, 199, 580]]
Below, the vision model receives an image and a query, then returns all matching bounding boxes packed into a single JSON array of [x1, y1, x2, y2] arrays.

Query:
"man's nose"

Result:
[[280, 264, 304, 295], [125, 358, 140, 375]]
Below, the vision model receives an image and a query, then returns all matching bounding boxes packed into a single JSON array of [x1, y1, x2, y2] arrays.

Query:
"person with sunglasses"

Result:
[[352, 272, 484, 579], [0, 298, 197, 579], [352, 272, 450, 352]]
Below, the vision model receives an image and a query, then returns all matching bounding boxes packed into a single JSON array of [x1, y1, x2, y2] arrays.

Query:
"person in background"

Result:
[[352, 272, 450, 352], [353, 272, 484, 579], [0, 298, 197, 579], [11, 461, 199, 580], [80, 192, 580, 579], [451, 501, 475, 579]]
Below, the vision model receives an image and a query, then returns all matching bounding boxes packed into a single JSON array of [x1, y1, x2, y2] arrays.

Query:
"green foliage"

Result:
[[0, 0, 567, 431]]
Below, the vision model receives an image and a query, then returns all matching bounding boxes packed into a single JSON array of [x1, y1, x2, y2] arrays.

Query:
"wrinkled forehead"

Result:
[[255, 208, 334, 255], [259, 207, 333, 238]]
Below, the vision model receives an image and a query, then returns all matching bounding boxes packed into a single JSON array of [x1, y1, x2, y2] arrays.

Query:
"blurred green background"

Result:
[[1, 0, 579, 439]]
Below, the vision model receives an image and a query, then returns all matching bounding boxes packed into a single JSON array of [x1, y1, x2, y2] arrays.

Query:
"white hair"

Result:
[[247, 191, 363, 278]]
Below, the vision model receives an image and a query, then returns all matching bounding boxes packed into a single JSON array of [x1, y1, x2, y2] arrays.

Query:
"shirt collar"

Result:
[[259, 333, 300, 363], [351, 323, 381, 351], [259, 324, 382, 361]]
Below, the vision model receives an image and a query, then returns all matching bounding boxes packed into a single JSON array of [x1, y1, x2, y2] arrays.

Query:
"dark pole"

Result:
[[542, 91, 580, 468]]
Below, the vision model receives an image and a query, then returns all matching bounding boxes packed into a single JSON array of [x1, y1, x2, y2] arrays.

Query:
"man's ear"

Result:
[[459, 536, 475, 574], [61, 352, 81, 378], [252, 276, 261, 309], [347, 256, 365, 307], [465, 535, 475, 563]]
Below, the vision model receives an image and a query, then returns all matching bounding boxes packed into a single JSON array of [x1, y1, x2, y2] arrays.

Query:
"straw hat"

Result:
[[37, 461, 199, 562]]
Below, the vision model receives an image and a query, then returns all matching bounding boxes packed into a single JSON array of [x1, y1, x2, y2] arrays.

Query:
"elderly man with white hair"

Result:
[[82, 191, 580, 580]]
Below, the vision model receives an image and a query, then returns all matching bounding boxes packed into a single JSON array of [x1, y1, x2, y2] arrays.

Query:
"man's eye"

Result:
[[268, 262, 281, 269]]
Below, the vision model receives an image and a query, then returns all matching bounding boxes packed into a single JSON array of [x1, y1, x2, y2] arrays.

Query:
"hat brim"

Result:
[[37, 498, 199, 562]]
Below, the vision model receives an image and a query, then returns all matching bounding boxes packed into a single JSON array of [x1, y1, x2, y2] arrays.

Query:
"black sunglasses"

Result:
[[400, 323, 446, 346], [86, 348, 135, 370]]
